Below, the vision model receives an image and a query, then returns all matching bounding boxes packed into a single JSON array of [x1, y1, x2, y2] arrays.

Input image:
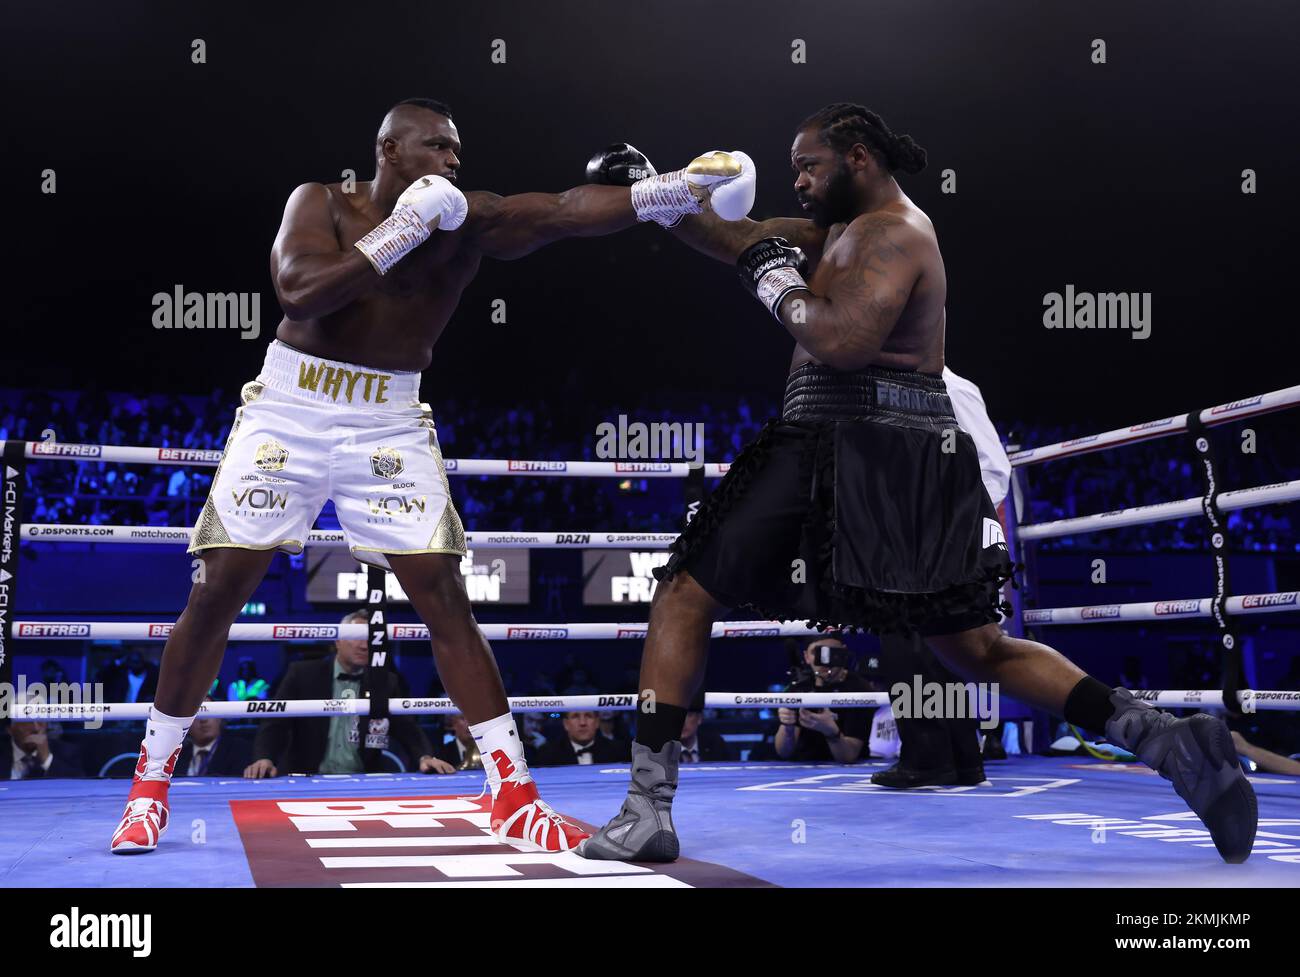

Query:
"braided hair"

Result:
[[799, 103, 927, 175]]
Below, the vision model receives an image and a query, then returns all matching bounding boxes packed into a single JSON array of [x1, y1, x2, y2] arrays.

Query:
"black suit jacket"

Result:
[[683, 728, 735, 762], [431, 736, 476, 768], [176, 734, 253, 777], [534, 735, 630, 767], [252, 658, 432, 774], [96, 664, 160, 704], [2, 734, 86, 779]]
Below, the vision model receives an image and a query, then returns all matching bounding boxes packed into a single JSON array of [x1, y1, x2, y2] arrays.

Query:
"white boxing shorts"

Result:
[[189, 340, 465, 569]]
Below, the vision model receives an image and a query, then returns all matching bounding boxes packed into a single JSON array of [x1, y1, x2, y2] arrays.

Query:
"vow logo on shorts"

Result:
[[1042, 284, 1151, 339], [366, 495, 427, 516], [231, 487, 288, 510], [49, 907, 151, 957], [151, 285, 260, 341]]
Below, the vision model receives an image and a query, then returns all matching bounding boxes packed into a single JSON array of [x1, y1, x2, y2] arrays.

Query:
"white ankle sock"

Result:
[[141, 707, 193, 780], [469, 712, 527, 793]]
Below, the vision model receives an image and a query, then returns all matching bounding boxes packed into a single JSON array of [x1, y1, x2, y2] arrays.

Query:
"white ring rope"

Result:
[[17, 525, 678, 549], [1007, 383, 1300, 467], [1017, 479, 1300, 540], [11, 688, 1299, 722], [1022, 591, 1299, 625], [18, 475, 1300, 547], [5, 440, 730, 478], [9, 620, 823, 642]]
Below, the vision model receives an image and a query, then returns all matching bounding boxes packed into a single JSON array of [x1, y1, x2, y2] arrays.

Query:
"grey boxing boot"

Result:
[[577, 741, 681, 862], [1105, 688, 1258, 863]]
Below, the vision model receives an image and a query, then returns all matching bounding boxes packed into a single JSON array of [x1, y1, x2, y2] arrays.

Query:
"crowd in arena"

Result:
[[3, 387, 1296, 551]]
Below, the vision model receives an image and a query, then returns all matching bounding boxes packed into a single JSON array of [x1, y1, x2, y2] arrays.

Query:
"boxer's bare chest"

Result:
[[334, 191, 479, 318], [789, 219, 942, 374], [278, 187, 481, 371]]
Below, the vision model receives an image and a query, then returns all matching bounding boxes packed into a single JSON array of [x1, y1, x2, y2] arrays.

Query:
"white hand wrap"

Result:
[[354, 206, 432, 275], [756, 267, 809, 319], [630, 170, 702, 227]]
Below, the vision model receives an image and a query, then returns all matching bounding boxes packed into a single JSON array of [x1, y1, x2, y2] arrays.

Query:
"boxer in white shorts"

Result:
[[193, 341, 464, 570], [110, 96, 756, 856]]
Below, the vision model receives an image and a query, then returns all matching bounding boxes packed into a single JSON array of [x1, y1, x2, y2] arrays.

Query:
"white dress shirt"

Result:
[[942, 366, 1011, 506], [570, 739, 596, 764], [126, 669, 147, 703], [680, 736, 702, 763], [186, 737, 219, 777]]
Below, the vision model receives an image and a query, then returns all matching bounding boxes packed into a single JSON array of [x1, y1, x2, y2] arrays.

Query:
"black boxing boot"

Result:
[[1105, 688, 1258, 863]]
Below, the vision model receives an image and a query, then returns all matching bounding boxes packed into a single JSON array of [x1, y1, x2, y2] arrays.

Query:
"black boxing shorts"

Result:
[[656, 363, 1015, 636]]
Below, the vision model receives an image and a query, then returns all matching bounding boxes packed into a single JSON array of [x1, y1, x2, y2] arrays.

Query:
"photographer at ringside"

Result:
[[774, 636, 870, 763]]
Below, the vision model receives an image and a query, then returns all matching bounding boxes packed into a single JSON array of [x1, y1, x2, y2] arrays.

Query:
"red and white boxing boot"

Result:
[[110, 707, 192, 855], [110, 741, 180, 853], [468, 711, 588, 852], [487, 750, 589, 853]]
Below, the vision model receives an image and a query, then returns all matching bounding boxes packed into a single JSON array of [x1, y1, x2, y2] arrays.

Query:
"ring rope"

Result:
[[1016, 478, 1300, 541], [17, 525, 678, 549], [18, 473, 1300, 547], [4, 439, 731, 478], [8, 620, 823, 642], [11, 688, 1300, 722], [1007, 383, 1300, 467], [1021, 591, 1299, 625]]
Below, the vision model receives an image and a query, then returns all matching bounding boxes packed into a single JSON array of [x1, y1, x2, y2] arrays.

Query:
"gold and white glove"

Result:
[[631, 150, 756, 227], [354, 175, 469, 275]]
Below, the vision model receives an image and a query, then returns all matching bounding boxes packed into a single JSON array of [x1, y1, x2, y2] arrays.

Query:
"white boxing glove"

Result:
[[631, 150, 756, 227], [705, 150, 756, 221], [398, 174, 469, 231], [354, 175, 468, 275]]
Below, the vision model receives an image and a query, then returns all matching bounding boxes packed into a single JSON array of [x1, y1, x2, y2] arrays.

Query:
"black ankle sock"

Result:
[[635, 703, 689, 752], [1063, 676, 1118, 733]]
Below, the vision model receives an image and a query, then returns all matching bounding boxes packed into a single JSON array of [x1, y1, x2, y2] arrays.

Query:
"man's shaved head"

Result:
[[374, 97, 461, 182], [376, 97, 453, 157]]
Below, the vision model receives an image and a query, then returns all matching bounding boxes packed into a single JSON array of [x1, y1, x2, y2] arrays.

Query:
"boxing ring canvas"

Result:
[[4, 757, 1298, 888]]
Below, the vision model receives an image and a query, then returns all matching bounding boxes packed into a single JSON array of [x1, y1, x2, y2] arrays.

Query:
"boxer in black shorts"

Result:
[[578, 108, 1258, 865]]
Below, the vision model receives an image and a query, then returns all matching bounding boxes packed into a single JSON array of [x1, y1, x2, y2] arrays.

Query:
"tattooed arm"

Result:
[[774, 214, 923, 371]]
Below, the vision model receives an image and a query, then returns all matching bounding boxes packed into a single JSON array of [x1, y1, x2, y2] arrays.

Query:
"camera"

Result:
[[808, 643, 852, 669], [785, 642, 853, 687]]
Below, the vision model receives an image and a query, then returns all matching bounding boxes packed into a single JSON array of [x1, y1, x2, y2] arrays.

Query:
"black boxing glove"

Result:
[[737, 237, 810, 320], [586, 142, 658, 187]]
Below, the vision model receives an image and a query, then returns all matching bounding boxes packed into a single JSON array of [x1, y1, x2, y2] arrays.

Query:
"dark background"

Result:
[[4, 0, 1296, 426]]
